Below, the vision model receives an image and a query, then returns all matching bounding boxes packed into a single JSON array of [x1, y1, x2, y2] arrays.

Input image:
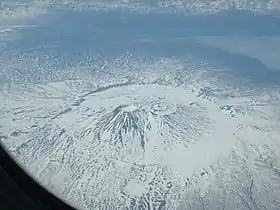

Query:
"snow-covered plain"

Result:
[[1, 52, 280, 209], [1, 1, 280, 210]]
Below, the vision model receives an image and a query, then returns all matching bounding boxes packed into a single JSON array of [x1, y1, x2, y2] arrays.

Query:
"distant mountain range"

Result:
[[1, 0, 280, 22]]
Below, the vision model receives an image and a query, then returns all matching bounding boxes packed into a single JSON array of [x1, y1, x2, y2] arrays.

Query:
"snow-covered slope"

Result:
[[1, 53, 280, 209]]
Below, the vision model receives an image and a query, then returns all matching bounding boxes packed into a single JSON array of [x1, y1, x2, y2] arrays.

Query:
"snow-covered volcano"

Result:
[[69, 83, 214, 168]]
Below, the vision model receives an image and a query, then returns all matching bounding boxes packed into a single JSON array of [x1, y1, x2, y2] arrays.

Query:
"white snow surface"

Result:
[[1, 1, 280, 209], [1, 53, 280, 209]]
